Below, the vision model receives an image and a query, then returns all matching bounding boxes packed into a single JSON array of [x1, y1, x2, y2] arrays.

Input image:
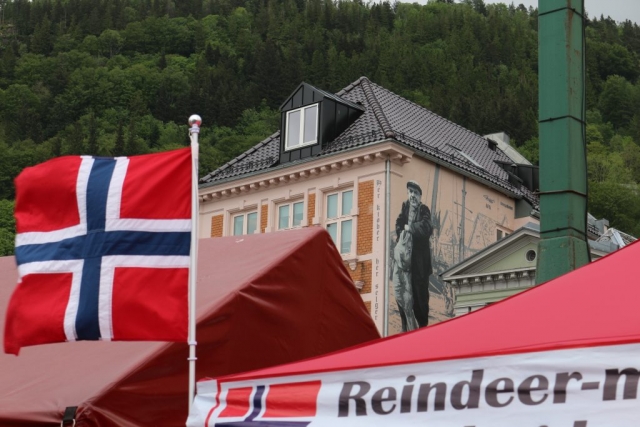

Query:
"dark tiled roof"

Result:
[[200, 77, 539, 207], [311, 84, 366, 112], [200, 132, 280, 183]]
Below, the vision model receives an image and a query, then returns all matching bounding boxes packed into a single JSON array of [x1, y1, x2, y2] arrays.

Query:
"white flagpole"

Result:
[[187, 114, 201, 411]]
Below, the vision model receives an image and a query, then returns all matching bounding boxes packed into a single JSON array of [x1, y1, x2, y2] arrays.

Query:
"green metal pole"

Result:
[[536, 0, 590, 284]]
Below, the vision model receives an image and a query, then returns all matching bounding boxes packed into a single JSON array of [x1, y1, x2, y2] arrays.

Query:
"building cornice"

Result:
[[444, 267, 537, 292], [198, 142, 413, 202]]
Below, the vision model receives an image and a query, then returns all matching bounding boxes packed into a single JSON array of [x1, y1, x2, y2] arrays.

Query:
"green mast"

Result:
[[536, 0, 590, 284]]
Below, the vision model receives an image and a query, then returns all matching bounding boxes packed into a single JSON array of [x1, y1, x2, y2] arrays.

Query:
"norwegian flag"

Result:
[[4, 148, 193, 355], [211, 381, 322, 427]]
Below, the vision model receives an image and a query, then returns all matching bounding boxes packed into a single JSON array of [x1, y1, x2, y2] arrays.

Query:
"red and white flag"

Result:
[[4, 147, 193, 355]]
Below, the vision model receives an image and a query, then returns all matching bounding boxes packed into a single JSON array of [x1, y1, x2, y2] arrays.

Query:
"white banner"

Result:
[[188, 343, 640, 427]]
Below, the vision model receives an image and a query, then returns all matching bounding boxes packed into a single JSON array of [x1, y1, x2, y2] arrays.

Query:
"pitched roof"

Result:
[[441, 222, 621, 279], [279, 81, 366, 112], [597, 227, 637, 248], [200, 77, 538, 206]]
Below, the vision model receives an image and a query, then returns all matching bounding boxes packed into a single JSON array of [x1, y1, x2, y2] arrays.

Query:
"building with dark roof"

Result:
[[199, 76, 544, 336], [441, 222, 634, 317]]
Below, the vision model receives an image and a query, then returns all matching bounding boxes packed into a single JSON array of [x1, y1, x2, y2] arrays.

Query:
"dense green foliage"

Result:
[[0, 0, 639, 255]]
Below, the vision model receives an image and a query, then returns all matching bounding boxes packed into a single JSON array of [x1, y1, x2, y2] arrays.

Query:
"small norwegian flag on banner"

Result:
[[4, 147, 193, 355], [213, 381, 322, 427]]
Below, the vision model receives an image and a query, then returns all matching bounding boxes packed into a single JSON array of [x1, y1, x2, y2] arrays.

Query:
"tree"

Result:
[[114, 119, 125, 156], [125, 119, 146, 155], [0, 199, 15, 256], [88, 111, 99, 154], [68, 121, 85, 154], [599, 75, 634, 130], [589, 181, 640, 236], [30, 14, 53, 55], [98, 29, 123, 58]]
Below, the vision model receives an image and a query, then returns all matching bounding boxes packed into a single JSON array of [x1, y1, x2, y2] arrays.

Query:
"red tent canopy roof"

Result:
[[0, 228, 380, 426], [222, 239, 640, 383]]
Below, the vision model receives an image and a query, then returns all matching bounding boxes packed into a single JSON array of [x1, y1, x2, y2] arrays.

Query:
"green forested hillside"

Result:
[[0, 0, 639, 253]]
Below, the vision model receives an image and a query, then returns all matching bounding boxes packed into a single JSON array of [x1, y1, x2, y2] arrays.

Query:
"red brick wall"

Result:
[[307, 193, 316, 226], [357, 181, 373, 255], [211, 215, 223, 238], [260, 204, 268, 233], [364, 301, 371, 314]]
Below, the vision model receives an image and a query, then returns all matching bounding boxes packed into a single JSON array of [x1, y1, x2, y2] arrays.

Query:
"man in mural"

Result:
[[394, 180, 433, 331]]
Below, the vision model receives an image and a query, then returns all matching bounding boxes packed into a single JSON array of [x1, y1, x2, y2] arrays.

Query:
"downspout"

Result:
[[459, 177, 467, 263], [383, 157, 390, 337], [536, 0, 590, 284]]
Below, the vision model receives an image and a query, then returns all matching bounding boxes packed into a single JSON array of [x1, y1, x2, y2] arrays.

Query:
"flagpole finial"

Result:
[[188, 115, 202, 127], [189, 115, 202, 135]]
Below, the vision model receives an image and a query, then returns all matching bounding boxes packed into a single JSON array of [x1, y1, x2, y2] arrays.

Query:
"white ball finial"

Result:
[[189, 114, 202, 127]]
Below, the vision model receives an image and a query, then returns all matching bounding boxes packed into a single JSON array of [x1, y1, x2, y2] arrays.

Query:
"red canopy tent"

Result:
[[0, 228, 380, 426], [189, 240, 640, 427]]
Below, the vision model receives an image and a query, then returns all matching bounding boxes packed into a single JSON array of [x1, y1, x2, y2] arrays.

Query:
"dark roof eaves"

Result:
[[198, 138, 392, 189], [201, 137, 530, 204]]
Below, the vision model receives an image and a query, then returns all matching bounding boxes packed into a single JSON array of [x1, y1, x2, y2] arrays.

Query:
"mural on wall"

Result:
[[392, 180, 433, 331], [387, 161, 515, 335]]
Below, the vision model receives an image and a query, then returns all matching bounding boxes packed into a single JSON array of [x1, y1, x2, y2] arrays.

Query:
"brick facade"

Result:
[[364, 301, 371, 314], [307, 193, 316, 226], [344, 259, 372, 294], [357, 180, 373, 255], [211, 214, 223, 238], [261, 204, 268, 233]]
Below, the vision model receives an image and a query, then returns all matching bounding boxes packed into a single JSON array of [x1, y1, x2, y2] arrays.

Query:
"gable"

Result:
[[441, 227, 540, 278], [477, 237, 538, 274]]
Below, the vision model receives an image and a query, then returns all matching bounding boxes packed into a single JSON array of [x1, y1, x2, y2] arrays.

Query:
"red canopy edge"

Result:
[[214, 238, 640, 383]]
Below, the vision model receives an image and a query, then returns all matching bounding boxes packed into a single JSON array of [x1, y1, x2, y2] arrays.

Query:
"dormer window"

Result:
[[278, 82, 364, 164], [285, 104, 318, 150]]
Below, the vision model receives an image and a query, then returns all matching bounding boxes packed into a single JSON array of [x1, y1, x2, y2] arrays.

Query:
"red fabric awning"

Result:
[[0, 228, 380, 426], [188, 239, 640, 427], [223, 239, 640, 382]]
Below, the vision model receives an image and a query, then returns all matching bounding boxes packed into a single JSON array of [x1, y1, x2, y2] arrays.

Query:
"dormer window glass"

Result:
[[285, 104, 318, 150]]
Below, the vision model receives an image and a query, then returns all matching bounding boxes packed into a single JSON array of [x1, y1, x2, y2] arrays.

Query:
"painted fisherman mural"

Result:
[[393, 180, 433, 332]]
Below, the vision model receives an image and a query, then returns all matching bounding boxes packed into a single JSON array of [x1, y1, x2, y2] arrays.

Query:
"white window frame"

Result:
[[496, 225, 511, 242], [284, 104, 319, 151], [324, 188, 354, 255], [276, 200, 305, 230], [231, 211, 259, 236]]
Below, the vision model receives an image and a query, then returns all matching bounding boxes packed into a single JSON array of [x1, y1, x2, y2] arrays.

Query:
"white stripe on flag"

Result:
[[105, 218, 191, 233], [64, 262, 84, 342], [98, 262, 116, 341], [106, 157, 128, 223], [77, 156, 91, 233], [98, 255, 190, 340]]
